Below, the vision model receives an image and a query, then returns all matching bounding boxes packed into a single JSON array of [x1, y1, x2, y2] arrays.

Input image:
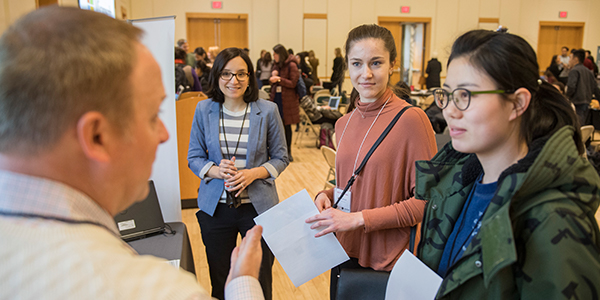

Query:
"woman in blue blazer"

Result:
[[188, 47, 288, 300]]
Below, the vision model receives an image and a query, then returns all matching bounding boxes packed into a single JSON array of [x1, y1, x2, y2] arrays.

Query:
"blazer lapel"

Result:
[[208, 101, 223, 162], [246, 101, 262, 168]]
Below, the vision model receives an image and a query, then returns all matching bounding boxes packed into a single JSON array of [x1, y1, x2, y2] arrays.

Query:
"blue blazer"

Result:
[[188, 99, 289, 216]]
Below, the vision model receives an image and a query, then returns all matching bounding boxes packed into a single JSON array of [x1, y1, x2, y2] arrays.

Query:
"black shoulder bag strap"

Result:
[[333, 105, 412, 209]]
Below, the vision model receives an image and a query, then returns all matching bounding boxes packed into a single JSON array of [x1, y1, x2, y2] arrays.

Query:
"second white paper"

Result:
[[254, 189, 349, 287]]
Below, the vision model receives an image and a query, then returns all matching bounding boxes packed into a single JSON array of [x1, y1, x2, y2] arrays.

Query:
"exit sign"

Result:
[[212, 1, 222, 9], [559, 11, 567, 18], [401, 6, 410, 13]]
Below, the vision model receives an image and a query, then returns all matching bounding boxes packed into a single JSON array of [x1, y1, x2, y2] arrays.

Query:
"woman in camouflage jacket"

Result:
[[415, 29, 600, 299]]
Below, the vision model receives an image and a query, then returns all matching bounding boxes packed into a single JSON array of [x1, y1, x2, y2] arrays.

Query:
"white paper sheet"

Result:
[[385, 250, 443, 300], [254, 189, 349, 287]]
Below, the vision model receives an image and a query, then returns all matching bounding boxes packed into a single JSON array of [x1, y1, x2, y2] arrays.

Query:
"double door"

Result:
[[186, 13, 248, 53], [537, 22, 584, 74]]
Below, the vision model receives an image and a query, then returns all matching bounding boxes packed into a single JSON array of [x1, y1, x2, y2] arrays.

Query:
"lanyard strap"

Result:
[[333, 105, 413, 208], [220, 103, 249, 160]]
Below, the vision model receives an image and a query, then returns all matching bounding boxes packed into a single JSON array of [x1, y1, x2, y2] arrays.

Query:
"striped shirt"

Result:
[[219, 105, 251, 203]]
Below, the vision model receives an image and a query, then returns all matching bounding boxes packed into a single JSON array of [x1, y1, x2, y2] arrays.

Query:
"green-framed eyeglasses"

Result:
[[433, 88, 513, 111]]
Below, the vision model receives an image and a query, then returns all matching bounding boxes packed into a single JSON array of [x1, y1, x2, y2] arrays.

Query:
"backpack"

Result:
[[175, 64, 192, 94], [317, 122, 335, 149], [289, 62, 307, 98]]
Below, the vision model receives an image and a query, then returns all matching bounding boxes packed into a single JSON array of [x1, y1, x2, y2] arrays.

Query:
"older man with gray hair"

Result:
[[0, 6, 264, 300]]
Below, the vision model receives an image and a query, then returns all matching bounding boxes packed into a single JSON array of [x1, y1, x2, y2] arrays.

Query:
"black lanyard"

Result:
[[220, 103, 249, 160], [333, 106, 413, 208]]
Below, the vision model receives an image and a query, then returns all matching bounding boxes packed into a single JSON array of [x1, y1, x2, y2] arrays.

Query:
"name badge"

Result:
[[276, 86, 282, 93], [334, 187, 351, 213]]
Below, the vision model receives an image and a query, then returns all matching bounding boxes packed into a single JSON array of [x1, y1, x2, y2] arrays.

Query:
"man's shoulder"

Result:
[[0, 218, 205, 299]]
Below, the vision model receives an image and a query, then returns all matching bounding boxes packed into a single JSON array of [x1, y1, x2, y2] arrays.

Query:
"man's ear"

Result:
[[509, 87, 531, 121], [76, 112, 113, 162]]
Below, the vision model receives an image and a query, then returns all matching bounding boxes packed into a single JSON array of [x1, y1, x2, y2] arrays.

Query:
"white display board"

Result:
[[130, 16, 182, 222]]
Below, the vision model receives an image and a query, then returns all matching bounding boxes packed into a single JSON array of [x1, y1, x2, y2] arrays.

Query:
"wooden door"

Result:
[[188, 18, 217, 51], [187, 13, 248, 53], [537, 22, 584, 74], [379, 21, 402, 86], [220, 18, 248, 49]]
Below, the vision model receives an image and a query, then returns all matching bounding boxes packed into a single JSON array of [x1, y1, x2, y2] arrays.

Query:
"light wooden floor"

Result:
[[181, 130, 332, 300]]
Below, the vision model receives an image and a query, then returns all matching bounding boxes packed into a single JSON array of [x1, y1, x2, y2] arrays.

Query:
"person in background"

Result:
[[269, 44, 300, 162], [566, 49, 600, 125], [207, 46, 220, 67], [177, 38, 196, 67], [305, 24, 437, 300], [175, 47, 201, 92], [329, 47, 345, 94], [308, 50, 320, 86], [188, 47, 288, 300], [584, 49, 599, 77], [299, 95, 342, 126], [195, 59, 211, 92], [425, 51, 442, 89], [545, 54, 562, 84], [0, 6, 265, 300], [257, 51, 273, 88], [417, 28, 600, 299], [558, 46, 571, 85], [552, 81, 565, 94], [297, 51, 314, 91], [194, 47, 212, 65]]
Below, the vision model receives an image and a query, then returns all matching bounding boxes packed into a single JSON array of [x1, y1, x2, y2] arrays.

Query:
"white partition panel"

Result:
[[131, 16, 182, 222]]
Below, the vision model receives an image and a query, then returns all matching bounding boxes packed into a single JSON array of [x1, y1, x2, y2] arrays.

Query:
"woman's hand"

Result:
[[269, 76, 281, 84], [225, 168, 259, 197], [314, 193, 332, 213], [207, 158, 237, 179], [305, 209, 364, 238], [218, 158, 238, 179]]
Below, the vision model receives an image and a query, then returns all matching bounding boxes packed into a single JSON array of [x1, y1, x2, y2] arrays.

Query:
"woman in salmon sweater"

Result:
[[305, 24, 437, 299]]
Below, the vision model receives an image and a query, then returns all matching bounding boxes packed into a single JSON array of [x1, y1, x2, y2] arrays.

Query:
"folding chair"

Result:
[[321, 146, 336, 189], [294, 107, 319, 147]]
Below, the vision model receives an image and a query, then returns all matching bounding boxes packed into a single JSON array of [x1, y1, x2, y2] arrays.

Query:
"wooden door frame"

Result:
[[378, 16, 432, 67], [378, 17, 432, 85], [186, 13, 249, 49]]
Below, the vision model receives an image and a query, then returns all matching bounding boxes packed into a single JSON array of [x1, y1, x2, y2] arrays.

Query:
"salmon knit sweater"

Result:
[[322, 89, 437, 271]]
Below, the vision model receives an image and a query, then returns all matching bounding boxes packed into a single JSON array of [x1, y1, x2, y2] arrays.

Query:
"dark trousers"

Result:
[[196, 203, 274, 300], [575, 103, 589, 127], [330, 257, 372, 300], [284, 124, 292, 156]]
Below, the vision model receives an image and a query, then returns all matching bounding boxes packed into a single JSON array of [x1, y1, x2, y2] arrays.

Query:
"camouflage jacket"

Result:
[[415, 126, 600, 299]]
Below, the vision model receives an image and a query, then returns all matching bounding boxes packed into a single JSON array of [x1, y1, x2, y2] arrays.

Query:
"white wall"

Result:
[[123, 0, 600, 80]]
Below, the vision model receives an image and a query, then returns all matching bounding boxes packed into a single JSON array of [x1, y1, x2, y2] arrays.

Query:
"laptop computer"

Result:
[[114, 180, 165, 241], [328, 96, 341, 110]]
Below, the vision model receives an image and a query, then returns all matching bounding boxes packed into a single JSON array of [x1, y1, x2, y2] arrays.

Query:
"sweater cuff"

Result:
[[199, 162, 215, 182], [225, 276, 264, 300]]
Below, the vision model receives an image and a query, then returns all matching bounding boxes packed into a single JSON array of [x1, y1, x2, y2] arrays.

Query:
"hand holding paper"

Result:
[[254, 189, 349, 287]]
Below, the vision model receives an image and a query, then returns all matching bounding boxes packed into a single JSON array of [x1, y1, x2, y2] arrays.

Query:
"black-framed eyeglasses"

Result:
[[220, 71, 249, 81], [432, 88, 513, 111]]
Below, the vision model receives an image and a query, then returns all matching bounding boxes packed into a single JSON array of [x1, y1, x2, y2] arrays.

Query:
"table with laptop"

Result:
[[114, 181, 196, 275]]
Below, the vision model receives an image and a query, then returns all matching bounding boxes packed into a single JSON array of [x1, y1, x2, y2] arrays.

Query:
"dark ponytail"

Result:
[[449, 29, 584, 155], [522, 80, 584, 154]]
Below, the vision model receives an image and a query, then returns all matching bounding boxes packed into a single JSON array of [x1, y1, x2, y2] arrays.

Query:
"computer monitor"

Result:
[[328, 96, 341, 110]]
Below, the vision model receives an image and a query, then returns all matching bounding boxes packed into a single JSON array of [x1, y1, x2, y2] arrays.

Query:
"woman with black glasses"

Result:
[[188, 47, 288, 300], [416, 29, 600, 299]]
